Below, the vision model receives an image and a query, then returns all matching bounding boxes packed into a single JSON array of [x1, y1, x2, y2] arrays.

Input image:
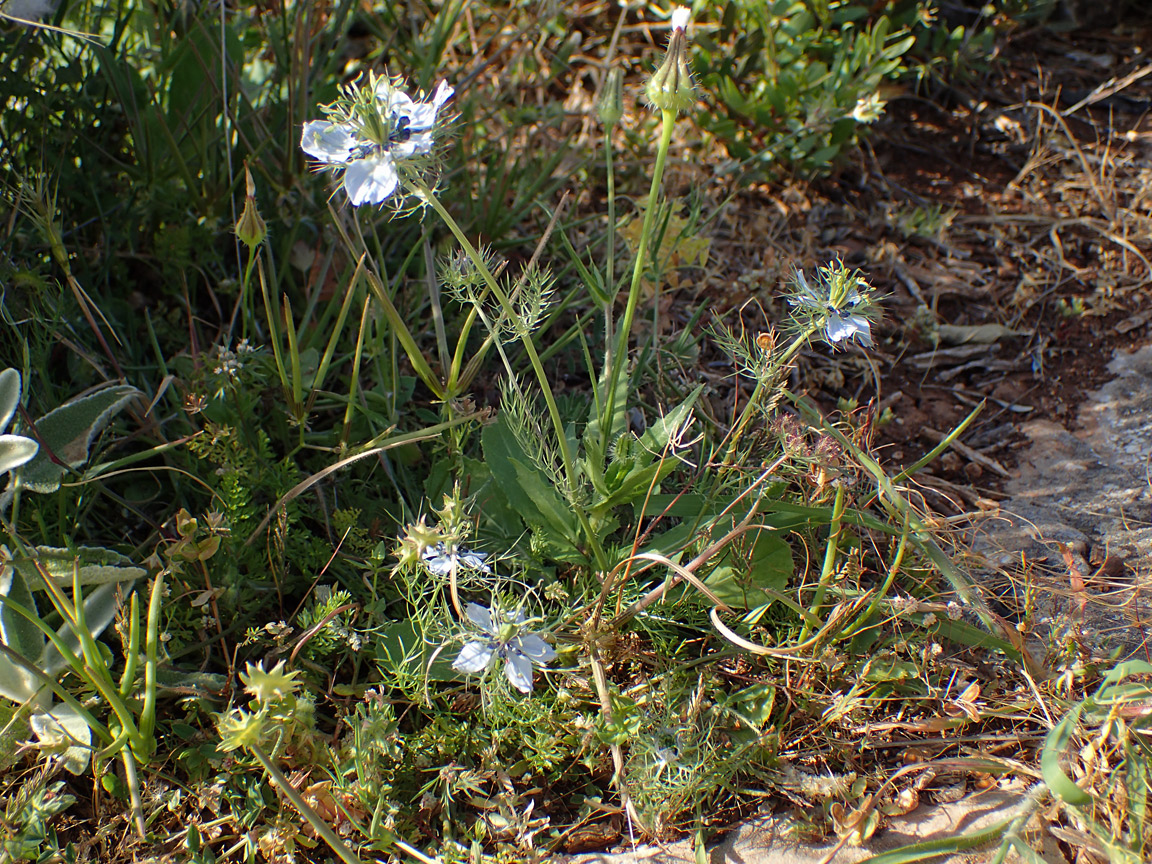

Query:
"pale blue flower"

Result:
[[301, 78, 453, 207], [452, 602, 556, 694], [788, 270, 874, 349], [422, 542, 491, 576]]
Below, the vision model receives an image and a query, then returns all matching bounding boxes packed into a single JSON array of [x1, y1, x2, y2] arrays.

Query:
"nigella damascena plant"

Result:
[[301, 72, 454, 208], [452, 602, 556, 694], [786, 264, 879, 350]]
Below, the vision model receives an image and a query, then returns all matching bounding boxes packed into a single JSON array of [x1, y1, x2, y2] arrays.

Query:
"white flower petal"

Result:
[[515, 634, 556, 664], [393, 131, 435, 159], [342, 155, 400, 206], [825, 314, 873, 347], [465, 602, 493, 633], [503, 649, 535, 693], [788, 272, 822, 308], [394, 80, 454, 131], [458, 550, 491, 572], [425, 557, 451, 575], [301, 121, 358, 163], [671, 6, 691, 32], [453, 640, 495, 674], [430, 80, 454, 111], [423, 549, 453, 576]]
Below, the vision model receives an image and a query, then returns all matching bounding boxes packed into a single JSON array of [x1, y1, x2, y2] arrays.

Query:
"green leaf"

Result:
[[11, 546, 146, 589], [0, 368, 21, 431], [18, 384, 140, 493], [596, 689, 642, 745], [30, 704, 93, 775], [0, 434, 38, 476], [0, 563, 41, 702], [482, 417, 580, 552], [702, 524, 792, 610], [1041, 706, 1093, 806], [375, 620, 458, 682], [637, 384, 704, 455], [862, 656, 919, 683]]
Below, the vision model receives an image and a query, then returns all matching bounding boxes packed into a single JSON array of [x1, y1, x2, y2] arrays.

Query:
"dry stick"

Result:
[[922, 425, 1011, 478], [586, 642, 642, 836], [1024, 100, 1114, 222], [1061, 62, 1152, 117]]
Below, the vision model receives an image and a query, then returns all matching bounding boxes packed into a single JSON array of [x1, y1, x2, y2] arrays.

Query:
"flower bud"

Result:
[[235, 164, 266, 248], [598, 68, 624, 127], [644, 6, 695, 114]]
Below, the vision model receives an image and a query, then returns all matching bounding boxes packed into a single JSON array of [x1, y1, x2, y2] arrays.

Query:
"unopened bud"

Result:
[[644, 6, 695, 114], [235, 164, 266, 249], [598, 68, 624, 127]]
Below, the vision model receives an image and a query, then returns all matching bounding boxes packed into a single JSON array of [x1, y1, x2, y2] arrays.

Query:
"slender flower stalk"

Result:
[[602, 7, 694, 455], [406, 174, 610, 573]]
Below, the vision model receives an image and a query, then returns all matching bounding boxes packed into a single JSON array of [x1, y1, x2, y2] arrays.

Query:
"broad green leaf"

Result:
[[862, 656, 919, 683], [17, 384, 140, 493], [702, 525, 792, 610], [375, 620, 457, 682], [30, 703, 93, 774], [12, 546, 145, 589], [0, 561, 43, 675], [482, 417, 580, 552], [637, 384, 704, 455]]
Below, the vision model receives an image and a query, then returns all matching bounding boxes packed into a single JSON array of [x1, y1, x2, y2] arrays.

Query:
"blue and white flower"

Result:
[[452, 602, 556, 694], [787, 268, 875, 349], [422, 542, 491, 576], [301, 75, 453, 207]]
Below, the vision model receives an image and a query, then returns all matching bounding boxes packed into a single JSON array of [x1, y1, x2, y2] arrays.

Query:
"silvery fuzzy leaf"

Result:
[[18, 384, 141, 494], [0, 434, 38, 476], [30, 703, 92, 774], [0, 368, 20, 432]]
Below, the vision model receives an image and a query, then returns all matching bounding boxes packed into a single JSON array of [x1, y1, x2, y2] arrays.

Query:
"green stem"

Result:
[[722, 323, 819, 466], [140, 572, 164, 744], [602, 108, 676, 453], [603, 126, 617, 365], [840, 522, 908, 640], [412, 179, 609, 572], [249, 744, 364, 864], [799, 482, 846, 642]]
